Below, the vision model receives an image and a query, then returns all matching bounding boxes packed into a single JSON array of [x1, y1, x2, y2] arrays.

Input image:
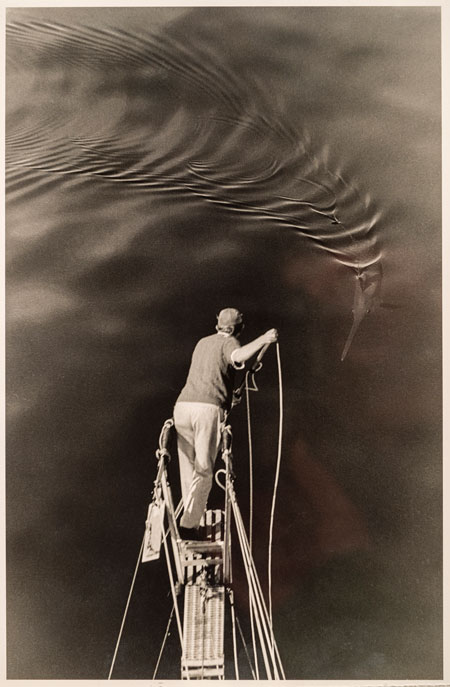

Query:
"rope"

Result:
[[158, 417, 174, 452], [235, 613, 257, 680], [237, 494, 285, 679], [109, 419, 178, 680], [267, 342, 283, 631], [201, 582, 206, 680], [152, 604, 175, 679], [245, 372, 260, 679], [164, 498, 182, 538], [108, 534, 145, 679], [227, 588, 240, 680], [231, 493, 275, 679], [245, 372, 254, 551], [160, 504, 184, 647], [241, 340, 284, 675]]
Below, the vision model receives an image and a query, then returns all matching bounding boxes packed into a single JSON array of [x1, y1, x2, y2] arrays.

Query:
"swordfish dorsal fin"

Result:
[[340, 269, 381, 361]]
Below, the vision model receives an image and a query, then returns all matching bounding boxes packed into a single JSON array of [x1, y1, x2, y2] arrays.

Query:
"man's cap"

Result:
[[217, 308, 243, 328]]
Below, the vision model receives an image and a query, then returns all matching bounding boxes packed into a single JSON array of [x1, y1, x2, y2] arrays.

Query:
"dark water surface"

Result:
[[6, 6, 441, 680]]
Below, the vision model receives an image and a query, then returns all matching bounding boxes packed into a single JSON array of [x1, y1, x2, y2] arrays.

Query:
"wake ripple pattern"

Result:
[[6, 18, 384, 359]]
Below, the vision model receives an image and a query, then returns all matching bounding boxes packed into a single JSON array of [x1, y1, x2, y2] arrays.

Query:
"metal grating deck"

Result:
[[181, 584, 225, 679]]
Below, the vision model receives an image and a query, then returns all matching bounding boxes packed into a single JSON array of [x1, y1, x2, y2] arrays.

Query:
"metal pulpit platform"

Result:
[[137, 417, 284, 680]]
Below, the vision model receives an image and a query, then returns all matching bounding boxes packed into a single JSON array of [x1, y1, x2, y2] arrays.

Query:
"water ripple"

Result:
[[6, 17, 384, 359]]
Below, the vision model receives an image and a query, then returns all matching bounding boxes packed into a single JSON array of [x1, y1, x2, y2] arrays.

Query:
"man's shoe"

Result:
[[179, 526, 200, 541]]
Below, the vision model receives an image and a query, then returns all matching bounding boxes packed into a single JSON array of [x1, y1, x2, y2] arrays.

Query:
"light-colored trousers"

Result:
[[173, 401, 224, 529]]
